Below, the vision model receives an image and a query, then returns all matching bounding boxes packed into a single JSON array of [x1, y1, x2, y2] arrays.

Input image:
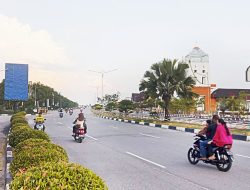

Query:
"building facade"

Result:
[[185, 47, 210, 86], [185, 47, 216, 113]]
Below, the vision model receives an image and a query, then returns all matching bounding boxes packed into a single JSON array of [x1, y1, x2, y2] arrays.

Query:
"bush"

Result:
[[13, 138, 67, 157], [10, 146, 68, 176], [10, 162, 108, 190], [11, 118, 28, 126], [10, 125, 31, 134], [9, 128, 50, 148], [10, 115, 24, 122], [10, 123, 29, 129]]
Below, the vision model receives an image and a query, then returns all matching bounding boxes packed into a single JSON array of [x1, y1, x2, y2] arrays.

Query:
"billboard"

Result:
[[4, 63, 29, 101]]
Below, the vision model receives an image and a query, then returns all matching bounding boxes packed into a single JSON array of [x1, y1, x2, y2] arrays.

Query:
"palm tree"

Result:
[[139, 59, 196, 119]]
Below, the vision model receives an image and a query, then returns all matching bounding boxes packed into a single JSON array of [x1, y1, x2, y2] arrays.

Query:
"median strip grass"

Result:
[[98, 111, 250, 136]]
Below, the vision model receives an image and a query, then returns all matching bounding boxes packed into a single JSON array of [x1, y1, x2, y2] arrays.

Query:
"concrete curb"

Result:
[[99, 115, 250, 141], [5, 136, 12, 190]]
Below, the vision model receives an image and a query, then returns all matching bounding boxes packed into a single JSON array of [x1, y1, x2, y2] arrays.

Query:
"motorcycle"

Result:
[[187, 135, 234, 172], [73, 127, 85, 143], [69, 110, 73, 115], [59, 112, 63, 118], [33, 119, 46, 131]]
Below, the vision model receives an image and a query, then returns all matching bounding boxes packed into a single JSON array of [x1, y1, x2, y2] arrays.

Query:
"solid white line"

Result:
[[126, 152, 166, 169], [236, 154, 250, 159], [57, 122, 63, 125], [85, 134, 98, 141], [140, 133, 160, 139]]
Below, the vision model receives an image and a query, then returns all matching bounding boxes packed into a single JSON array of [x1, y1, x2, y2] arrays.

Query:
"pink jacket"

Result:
[[213, 124, 233, 147]]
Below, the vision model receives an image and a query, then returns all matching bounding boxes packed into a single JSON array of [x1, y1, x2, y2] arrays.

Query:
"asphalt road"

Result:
[[26, 110, 250, 190]]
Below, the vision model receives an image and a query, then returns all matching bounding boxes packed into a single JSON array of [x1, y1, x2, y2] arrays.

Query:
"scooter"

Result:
[[59, 112, 63, 118], [34, 119, 46, 131], [73, 127, 85, 143]]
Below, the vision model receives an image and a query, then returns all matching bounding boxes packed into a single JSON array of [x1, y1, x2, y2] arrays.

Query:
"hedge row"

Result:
[[9, 112, 108, 190]]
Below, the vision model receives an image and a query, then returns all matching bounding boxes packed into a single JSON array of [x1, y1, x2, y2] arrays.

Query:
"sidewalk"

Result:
[[0, 138, 5, 190], [0, 117, 10, 190]]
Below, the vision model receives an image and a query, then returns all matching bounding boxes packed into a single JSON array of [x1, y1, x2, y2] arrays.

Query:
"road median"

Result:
[[98, 114, 250, 142]]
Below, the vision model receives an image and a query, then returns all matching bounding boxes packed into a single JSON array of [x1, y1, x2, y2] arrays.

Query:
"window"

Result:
[[202, 77, 206, 84], [194, 70, 197, 73], [202, 70, 205, 73]]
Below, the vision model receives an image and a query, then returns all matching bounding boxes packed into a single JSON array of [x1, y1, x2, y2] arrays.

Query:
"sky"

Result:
[[0, 0, 250, 105]]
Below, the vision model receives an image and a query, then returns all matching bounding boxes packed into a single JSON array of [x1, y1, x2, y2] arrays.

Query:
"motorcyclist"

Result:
[[34, 111, 45, 130], [69, 108, 73, 115], [207, 118, 233, 160], [72, 113, 87, 135], [199, 115, 219, 160], [58, 108, 63, 117]]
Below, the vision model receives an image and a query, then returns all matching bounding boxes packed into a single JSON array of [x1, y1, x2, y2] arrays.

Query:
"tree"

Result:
[[98, 92, 120, 105], [218, 98, 228, 116], [139, 59, 196, 119], [118, 100, 134, 113], [105, 102, 117, 111]]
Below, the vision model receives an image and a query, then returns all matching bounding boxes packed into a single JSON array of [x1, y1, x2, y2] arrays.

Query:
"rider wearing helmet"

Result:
[[34, 111, 45, 129]]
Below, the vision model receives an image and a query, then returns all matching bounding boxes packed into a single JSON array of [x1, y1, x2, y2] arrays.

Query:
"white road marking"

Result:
[[57, 122, 63, 125], [67, 127, 98, 140], [140, 133, 160, 139], [126, 152, 166, 169], [236, 154, 250, 159], [85, 134, 98, 141], [126, 151, 210, 190]]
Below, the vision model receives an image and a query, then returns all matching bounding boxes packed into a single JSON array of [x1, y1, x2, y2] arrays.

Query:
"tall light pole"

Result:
[[88, 69, 117, 100]]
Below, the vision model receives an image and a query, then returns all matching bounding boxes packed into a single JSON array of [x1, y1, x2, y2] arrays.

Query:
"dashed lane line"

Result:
[[236, 154, 250, 159], [126, 151, 166, 169], [85, 134, 98, 141], [125, 151, 210, 190], [140, 133, 160, 139], [67, 127, 98, 141]]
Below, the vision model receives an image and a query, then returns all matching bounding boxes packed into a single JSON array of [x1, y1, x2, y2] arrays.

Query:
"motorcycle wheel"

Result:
[[78, 138, 82, 143], [216, 153, 232, 172], [187, 148, 199, 165]]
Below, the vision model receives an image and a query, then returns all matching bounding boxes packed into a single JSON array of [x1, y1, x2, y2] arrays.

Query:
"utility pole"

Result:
[[88, 69, 117, 100]]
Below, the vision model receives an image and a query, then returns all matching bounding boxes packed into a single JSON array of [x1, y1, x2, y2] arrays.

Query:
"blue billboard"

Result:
[[4, 63, 29, 101]]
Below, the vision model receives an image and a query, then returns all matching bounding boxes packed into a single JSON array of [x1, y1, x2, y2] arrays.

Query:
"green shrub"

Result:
[[10, 115, 24, 122], [14, 138, 67, 157], [10, 125, 31, 134], [10, 162, 108, 190], [10, 123, 29, 130], [9, 128, 50, 148], [10, 146, 68, 176], [11, 118, 28, 126]]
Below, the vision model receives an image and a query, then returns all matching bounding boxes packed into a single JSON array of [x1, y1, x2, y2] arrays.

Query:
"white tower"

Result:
[[185, 47, 209, 86]]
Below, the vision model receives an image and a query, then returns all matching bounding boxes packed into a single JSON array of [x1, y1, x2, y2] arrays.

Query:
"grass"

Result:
[[98, 111, 250, 136]]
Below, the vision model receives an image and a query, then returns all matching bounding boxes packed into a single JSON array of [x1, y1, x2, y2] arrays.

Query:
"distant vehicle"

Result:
[[59, 112, 63, 118]]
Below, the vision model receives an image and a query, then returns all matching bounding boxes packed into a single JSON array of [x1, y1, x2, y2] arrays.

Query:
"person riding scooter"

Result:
[[72, 113, 87, 135], [34, 111, 45, 130]]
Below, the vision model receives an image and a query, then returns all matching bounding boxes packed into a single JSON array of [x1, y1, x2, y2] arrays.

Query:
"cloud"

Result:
[[0, 15, 69, 70]]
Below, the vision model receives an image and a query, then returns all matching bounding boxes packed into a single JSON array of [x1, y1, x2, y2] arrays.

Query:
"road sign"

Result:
[[246, 66, 250, 82]]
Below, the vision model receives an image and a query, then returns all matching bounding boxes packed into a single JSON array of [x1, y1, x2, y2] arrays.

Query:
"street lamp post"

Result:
[[88, 69, 118, 100]]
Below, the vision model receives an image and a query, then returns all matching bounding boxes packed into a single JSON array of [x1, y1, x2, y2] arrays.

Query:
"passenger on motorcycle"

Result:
[[199, 115, 219, 160], [73, 113, 87, 135], [207, 119, 233, 160], [34, 112, 45, 129]]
